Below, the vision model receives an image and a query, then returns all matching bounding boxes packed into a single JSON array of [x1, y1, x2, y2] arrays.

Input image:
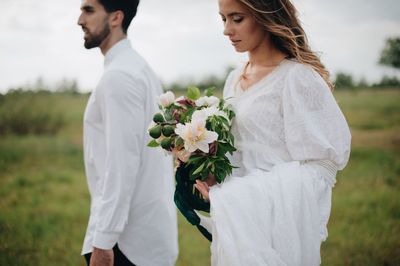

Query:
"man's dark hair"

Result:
[[98, 0, 139, 34]]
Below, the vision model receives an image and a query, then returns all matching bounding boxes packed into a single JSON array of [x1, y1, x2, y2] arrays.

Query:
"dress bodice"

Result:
[[224, 59, 351, 176]]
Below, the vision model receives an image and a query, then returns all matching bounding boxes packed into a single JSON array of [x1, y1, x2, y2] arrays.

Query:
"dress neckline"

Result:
[[234, 59, 289, 96]]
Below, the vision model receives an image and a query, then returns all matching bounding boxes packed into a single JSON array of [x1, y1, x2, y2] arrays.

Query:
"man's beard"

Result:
[[84, 21, 110, 49]]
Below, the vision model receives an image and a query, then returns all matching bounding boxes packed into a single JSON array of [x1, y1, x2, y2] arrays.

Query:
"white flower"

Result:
[[158, 91, 175, 108], [191, 109, 207, 121], [195, 96, 220, 107], [192, 106, 229, 121], [175, 96, 185, 102], [175, 120, 218, 153]]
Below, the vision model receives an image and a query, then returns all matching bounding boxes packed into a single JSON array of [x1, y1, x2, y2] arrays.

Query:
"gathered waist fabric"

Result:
[[303, 159, 337, 187], [235, 141, 337, 186]]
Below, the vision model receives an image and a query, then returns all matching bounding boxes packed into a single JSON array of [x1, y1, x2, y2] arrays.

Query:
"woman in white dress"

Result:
[[194, 0, 351, 265]]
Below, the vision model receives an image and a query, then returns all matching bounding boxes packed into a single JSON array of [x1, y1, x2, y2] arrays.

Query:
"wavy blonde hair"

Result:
[[239, 0, 334, 90]]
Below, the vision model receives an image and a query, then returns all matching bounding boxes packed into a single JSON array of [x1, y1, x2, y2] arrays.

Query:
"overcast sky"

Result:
[[1, 0, 399, 92]]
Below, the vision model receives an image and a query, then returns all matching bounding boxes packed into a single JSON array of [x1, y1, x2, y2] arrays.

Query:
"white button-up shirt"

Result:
[[81, 39, 178, 266]]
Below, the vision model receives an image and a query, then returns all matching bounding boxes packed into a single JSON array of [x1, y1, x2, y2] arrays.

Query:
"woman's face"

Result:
[[218, 0, 267, 53]]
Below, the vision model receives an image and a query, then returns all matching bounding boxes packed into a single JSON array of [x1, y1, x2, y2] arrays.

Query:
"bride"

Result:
[[194, 0, 351, 265]]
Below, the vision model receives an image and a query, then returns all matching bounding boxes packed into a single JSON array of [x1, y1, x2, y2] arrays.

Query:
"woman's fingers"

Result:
[[205, 173, 217, 186], [195, 180, 210, 201]]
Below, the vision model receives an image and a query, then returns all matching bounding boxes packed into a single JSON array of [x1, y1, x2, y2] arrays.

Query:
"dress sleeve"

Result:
[[282, 64, 351, 170], [223, 69, 238, 98], [93, 70, 146, 249]]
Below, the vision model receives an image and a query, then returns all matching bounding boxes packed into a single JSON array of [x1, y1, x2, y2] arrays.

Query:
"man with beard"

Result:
[[77, 1, 178, 265]]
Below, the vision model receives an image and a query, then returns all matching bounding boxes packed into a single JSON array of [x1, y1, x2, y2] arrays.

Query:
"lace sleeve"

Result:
[[282, 63, 351, 170]]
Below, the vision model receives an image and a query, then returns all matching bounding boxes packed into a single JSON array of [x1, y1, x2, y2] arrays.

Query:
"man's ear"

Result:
[[109, 10, 124, 29]]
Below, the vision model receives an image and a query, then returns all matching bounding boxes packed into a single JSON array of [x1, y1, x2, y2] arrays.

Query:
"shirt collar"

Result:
[[104, 38, 131, 67]]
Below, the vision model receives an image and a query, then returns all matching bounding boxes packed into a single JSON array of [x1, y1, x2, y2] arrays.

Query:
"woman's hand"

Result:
[[195, 180, 210, 201], [194, 173, 216, 201]]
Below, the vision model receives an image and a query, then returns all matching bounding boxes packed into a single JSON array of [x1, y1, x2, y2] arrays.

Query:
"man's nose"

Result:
[[77, 13, 84, 26]]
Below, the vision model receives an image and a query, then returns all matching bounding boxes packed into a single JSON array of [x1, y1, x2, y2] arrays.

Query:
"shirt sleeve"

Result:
[[282, 64, 351, 170], [93, 70, 146, 249]]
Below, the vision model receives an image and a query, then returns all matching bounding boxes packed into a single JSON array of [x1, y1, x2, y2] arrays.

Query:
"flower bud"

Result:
[[162, 125, 175, 137], [153, 113, 165, 123], [149, 125, 162, 139], [160, 137, 172, 150]]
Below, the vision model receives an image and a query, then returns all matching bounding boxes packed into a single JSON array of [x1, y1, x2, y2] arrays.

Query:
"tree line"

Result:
[[2, 38, 399, 94], [335, 37, 400, 89]]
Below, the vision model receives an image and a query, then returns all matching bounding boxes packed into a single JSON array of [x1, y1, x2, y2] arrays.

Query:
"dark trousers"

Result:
[[84, 244, 136, 266]]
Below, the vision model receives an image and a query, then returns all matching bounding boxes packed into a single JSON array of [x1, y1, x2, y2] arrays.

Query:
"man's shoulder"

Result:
[[109, 52, 158, 85], [99, 53, 161, 97]]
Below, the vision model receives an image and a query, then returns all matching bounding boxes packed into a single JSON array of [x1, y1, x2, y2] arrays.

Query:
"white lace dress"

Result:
[[207, 59, 351, 266]]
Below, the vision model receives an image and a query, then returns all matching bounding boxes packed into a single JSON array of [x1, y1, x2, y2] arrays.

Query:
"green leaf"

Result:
[[187, 155, 204, 164], [200, 169, 210, 181], [147, 139, 160, 147], [175, 137, 184, 147], [205, 87, 215, 97], [192, 162, 206, 175], [187, 86, 201, 100]]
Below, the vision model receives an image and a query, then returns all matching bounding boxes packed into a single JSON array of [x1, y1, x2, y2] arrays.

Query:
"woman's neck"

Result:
[[238, 38, 288, 91], [247, 37, 287, 68]]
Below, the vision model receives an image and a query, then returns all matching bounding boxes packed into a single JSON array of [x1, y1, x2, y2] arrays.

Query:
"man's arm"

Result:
[[89, 247, 114, 266], [93, 70, 146, 249]]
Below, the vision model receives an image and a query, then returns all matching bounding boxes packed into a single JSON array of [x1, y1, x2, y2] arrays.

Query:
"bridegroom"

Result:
[[77, 0, 178, 265]]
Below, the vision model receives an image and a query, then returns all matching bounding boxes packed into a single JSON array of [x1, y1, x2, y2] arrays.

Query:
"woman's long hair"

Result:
[[239, 0, 334, 90]]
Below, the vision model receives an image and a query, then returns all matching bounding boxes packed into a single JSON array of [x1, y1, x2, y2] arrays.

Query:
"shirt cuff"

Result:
[[93, 231, 119, 249]]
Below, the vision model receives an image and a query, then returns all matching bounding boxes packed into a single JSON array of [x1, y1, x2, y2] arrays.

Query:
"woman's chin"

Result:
[[234, 47, 247, 53]]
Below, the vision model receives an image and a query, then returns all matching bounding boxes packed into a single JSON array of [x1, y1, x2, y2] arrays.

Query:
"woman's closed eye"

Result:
[[232, 15, 244, 23], [220, 15, 244, 24]]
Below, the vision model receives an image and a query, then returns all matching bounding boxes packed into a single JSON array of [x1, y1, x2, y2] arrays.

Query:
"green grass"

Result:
[[0, 89, 399, 265]]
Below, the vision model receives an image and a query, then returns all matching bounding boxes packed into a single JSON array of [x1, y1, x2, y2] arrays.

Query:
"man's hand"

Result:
[[90, 247, 114, 266]]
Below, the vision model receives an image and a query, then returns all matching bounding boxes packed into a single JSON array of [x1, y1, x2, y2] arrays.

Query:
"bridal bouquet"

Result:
[[147, 87, 236, 183]]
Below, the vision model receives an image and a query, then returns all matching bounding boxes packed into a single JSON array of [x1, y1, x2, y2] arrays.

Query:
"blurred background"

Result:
[[0, 0, 399, 265]]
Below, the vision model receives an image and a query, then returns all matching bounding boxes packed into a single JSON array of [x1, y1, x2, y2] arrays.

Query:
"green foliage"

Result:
[[334, 72, 355, 89], [379, 37, 400, 69], [373, 75, 400, 88], [186, 86, 201, 100], [204, 87, 215, 97], [334, 89, 400, 130], [146, 139, 159, 147], [0, 90, 65, 136], [0, 90, 399, 265]]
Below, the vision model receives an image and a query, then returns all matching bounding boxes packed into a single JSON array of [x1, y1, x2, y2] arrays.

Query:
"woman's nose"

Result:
[[223, 21, 233, 36]]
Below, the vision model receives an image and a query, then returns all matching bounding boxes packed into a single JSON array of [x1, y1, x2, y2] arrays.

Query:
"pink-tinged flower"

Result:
[[175, 120, 218, 153], [195, 96, 220, 107], [175, 96, 195, 107], [172, 148, 192, 163], [158, 91, 175, 108], [172, 109, 183, 121]]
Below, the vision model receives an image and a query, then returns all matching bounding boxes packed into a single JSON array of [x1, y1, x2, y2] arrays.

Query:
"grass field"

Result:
[[0, 89, 399, 265]]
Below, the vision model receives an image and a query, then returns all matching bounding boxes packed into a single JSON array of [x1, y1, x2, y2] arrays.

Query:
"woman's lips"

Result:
[[231, 39, 241, 46]]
